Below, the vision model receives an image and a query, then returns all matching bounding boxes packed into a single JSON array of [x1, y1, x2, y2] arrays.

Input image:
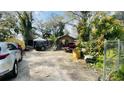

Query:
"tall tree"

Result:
[[68, 11, 92, 48], [35, 14, 65, 39], [90, 12, 124, 55], [113, 12, 124, 40], [17, 11, 34, 45], [0, 12, 17, 41]]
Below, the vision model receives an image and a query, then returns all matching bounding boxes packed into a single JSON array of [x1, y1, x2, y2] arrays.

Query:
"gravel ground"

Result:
[[5, 50, 99, 81]]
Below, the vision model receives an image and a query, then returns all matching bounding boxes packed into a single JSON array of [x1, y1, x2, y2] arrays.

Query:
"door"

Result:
[[7, 44, 20, 61]]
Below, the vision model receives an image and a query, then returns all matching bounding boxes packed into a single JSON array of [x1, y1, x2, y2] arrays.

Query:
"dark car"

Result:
[[64, 43, 76, 52], [35, 41, 47, 51]]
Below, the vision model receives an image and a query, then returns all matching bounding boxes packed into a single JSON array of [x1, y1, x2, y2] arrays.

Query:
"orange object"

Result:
[[72, 48, 80, 62]]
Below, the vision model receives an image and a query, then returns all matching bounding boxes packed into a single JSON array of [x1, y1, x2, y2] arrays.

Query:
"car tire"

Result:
[[41, 46, 46, 51], [11, 62, 18, 78]]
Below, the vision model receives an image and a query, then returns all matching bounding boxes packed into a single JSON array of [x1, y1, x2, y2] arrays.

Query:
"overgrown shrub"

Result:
[[95, 55, 104, 70], [109, 70, 124, 81]]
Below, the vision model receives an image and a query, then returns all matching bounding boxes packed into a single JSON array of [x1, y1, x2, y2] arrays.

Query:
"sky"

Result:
[[33, 11, 78, 38], [33, 11, 64, 22]]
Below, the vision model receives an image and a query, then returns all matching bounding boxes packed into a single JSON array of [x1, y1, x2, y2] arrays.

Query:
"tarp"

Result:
[[33, 37, 46, 41]]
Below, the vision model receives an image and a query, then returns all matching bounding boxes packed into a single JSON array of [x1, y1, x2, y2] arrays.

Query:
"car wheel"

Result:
[[41, 46, 46, 51], [11, 62, 18, 78]]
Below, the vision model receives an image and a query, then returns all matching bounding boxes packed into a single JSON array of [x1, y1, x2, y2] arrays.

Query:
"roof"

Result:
[[57, 34, 76, 40], [33, 37, 46, 41]]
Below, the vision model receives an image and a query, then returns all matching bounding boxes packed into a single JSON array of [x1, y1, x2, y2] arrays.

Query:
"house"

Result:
[[56, 34, 76, 50]]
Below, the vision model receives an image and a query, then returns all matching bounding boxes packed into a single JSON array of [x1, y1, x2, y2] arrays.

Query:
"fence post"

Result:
[[103, 39, 107, 80], [116, 39, 120, 71]]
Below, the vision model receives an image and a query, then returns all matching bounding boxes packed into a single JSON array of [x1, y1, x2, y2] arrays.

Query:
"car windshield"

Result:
[[36, 42, 43, 45]]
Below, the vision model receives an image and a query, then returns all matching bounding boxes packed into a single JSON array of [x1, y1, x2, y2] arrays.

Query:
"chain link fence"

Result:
[[103, 39, 124, 80]]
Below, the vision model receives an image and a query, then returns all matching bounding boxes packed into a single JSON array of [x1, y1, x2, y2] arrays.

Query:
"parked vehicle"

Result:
[[9, 42, 23, 61], [0, 42, 23, 78], [64, 43, 76, 53], [6, 37, 25, 50], [34, 41, 48, 51]]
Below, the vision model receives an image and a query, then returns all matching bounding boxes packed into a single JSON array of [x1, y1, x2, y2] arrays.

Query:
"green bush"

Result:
[[95, 62, 103, 69], [109, 71, 124, 81], [95, 55, 104, 70], [119, 64, 124, 74]]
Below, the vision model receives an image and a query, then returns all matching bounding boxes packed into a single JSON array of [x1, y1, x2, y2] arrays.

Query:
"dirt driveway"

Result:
[[11, 50, 99, 81]]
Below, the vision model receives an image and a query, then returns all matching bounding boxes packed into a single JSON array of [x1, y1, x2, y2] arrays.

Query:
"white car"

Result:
[[0, 42, 22, 78]]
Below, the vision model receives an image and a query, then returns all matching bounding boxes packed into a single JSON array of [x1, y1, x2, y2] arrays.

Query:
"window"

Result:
[[7, 44, 17, 50]]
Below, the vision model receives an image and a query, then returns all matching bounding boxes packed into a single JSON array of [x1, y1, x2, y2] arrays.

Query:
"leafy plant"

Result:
[[109, 70, 124, 81], [95, 55, 104, 70], [0, 12, 17, 41], [119, 64, 124, 74]]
